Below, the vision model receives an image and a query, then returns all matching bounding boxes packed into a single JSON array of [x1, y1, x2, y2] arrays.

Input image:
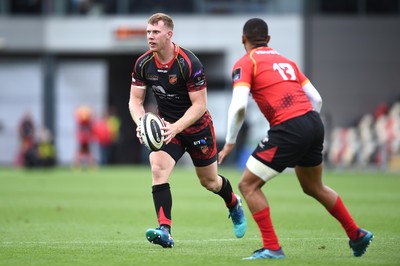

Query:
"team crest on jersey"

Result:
[[194, 76, 205, 86], [232, 68, 241, 81], [169, 74, 177, 85]]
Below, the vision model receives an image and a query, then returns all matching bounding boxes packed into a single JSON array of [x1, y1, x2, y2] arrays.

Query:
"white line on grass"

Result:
[[0, 237, 349, 246]]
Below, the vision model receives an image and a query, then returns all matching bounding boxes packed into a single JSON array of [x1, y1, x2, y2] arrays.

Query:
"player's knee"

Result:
[[150, 152, 173, 170], [301, 186, 313, 197], [199, 177, 219, 192], [238, 180, 249, 197], [150, 162, 163, 175], [301, 184, 322, 198], [150, 162, 173, 184], [238, 177, 247, 191], [238, 177, 258, 198], [202, 182, 218, 192]]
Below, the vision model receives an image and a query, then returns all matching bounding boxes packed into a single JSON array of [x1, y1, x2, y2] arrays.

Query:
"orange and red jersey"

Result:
[[232, 46, 313, 126]]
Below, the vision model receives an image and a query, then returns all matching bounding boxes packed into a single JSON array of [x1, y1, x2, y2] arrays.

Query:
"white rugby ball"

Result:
[[140, 112, 165, 151]]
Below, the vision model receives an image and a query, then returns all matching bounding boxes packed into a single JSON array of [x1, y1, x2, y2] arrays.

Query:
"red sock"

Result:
[[328, 196, 359, 240], [253, 207, 280, 250]]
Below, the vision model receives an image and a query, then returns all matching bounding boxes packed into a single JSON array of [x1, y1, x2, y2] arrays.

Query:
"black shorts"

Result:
[[157, 122, 218, 167], [251, 111, 324, 172]]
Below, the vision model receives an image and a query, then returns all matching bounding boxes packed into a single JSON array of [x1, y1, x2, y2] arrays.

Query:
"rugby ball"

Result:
[[140, 112, 165, 151]]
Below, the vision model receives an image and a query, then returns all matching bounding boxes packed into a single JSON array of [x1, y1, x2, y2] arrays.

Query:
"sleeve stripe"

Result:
[[301, 79, 310, 87], [234, 81, 251, 88]]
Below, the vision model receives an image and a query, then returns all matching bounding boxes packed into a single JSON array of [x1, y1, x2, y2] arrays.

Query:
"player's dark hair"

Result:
[[243, 18, 268, 43], [148, 13, 174, 30]]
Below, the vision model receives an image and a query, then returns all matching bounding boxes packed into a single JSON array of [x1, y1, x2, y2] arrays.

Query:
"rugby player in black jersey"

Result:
[[128, 13, 247, 248]]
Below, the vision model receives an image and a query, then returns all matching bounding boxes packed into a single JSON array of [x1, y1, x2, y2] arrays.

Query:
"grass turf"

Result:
[[0, 166, 399, 266]]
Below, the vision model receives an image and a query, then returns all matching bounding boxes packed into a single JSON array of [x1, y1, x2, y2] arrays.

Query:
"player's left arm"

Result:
[[162, 53, 208, 144], [294, 62, 323, 113], [162, 89, 207, 145], [302, 80, 322, 113]]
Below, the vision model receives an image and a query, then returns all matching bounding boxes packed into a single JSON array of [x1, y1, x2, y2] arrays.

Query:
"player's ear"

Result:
[[242, 35, 246, 44], [266, 35, 271, 44], [168, 30, 173, 38]]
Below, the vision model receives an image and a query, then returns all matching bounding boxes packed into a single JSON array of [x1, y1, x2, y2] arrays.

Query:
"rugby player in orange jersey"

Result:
[[218, 18, 373, 260]]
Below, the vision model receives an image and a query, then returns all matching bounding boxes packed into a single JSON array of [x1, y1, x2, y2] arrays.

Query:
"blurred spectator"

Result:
[[94, 111, 112, 165], [73, 105, 96, 169], [17, 111, 36, 167], [37, 127, 56, 167], [93, 107, 120, 165], [16, 111, 56, 169], [106, 107, 120, 164]]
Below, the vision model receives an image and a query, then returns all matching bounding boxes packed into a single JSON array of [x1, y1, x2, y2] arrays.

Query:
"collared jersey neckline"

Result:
[[154, 43, 180, 70]]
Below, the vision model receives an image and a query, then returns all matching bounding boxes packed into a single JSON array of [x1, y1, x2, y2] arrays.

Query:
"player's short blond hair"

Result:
[[148, 13, 174, 30]]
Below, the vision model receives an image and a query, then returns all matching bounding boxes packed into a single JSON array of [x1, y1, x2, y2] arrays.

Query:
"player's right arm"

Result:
[[128, 84, 146, 143], [218, 85, 250, 164], [218, 57, 252, 164], [128, 84, 146, 126], [129, 52, 153, 126]]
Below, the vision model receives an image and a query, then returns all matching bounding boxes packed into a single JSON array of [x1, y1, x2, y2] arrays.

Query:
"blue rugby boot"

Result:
[[145, 227, 174, 248], [349, 228, 373, 257], [243, 247, 286, 260], [228, 195, 247, 238]]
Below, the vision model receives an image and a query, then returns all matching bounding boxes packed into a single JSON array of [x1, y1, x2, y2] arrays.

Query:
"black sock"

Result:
[[152, 183, 172, 233], [215, 175, 236, 207]]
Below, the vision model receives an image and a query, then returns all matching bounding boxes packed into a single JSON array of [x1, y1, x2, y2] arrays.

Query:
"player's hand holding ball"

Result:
[[139, 112, 165, 151]]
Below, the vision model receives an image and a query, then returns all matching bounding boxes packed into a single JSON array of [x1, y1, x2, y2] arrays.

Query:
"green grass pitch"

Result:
[[1, 166, 399, 266]]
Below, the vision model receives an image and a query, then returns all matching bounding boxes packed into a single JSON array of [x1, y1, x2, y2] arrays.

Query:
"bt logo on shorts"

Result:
[[193, 138, 207, 146]]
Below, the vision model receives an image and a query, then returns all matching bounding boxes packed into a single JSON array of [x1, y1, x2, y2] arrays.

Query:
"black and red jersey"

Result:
[[132, 43, 211, 131]]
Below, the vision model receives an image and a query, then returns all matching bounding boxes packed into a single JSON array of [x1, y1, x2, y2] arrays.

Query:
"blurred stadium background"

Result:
[[0, 0, 399, 171]]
